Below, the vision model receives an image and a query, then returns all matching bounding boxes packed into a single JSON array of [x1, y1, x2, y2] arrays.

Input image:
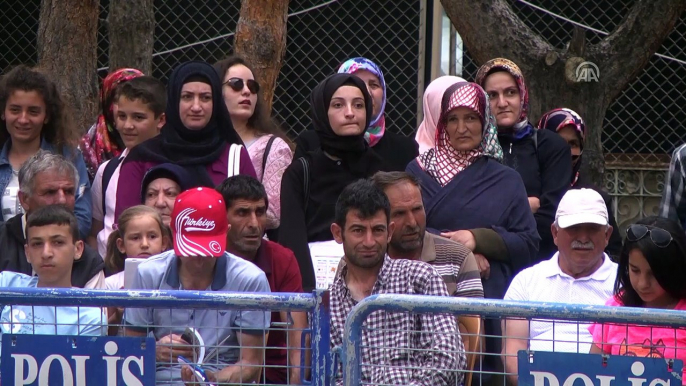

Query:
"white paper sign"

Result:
[[308, 240, 344, 289]]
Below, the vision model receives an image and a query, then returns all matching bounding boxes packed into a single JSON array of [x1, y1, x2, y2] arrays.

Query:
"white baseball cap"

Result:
[[555, 188, 608, 228]]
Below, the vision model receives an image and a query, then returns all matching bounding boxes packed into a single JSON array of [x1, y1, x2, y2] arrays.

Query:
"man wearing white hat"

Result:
[[501, 188, 617, 385]]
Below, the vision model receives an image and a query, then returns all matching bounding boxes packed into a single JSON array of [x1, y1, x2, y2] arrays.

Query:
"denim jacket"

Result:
[[0, 138, 92, 239]]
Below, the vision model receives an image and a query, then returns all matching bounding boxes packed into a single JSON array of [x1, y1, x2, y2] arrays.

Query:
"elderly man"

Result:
[[502, 188, 617, 385], [330, 179, 465, 386], [124, 187, 271, 386], [371, 171, 483, 298], [0, 151, 105, 288]]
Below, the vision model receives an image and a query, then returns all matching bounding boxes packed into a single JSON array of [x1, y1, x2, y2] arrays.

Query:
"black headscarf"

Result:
[[310, 73, 377, 174], [126, 61, 243, 166]]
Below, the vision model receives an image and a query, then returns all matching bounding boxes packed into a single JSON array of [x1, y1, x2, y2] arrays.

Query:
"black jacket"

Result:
[[498, 128, 573, 264], [0, 214, 104, 288], [294, 129, 419, 172]]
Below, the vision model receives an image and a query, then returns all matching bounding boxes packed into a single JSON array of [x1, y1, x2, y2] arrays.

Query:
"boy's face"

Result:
[[114, 96, 165, 149], [25, 224, 84, 287]]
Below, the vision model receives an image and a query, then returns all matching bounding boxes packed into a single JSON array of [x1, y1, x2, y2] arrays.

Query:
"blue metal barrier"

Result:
[[6, 289, 686, 386], [0, 288, 332, 386], [340, 295, 686, 386]]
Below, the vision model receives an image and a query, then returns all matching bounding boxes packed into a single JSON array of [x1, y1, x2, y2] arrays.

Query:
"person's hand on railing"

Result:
[[156, 334, 196, 364]]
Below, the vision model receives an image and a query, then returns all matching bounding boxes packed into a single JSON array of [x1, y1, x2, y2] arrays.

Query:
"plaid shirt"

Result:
[[661, 143, 686, 227], [331, 255, 465, 386]]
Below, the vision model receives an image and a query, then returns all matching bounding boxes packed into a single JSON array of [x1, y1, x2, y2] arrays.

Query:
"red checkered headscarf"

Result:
[[418, 82, 503, 186], [79, 68, 144, 180]]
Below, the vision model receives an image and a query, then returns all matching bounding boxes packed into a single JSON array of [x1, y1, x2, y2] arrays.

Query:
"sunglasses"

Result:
[[224, 78, 260, 94], [626, 224, 673, 248]]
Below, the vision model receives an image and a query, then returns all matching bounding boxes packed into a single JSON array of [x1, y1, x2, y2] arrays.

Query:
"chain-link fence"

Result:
[[1, 0, 684, 160], [97, 0, 421, 139], [457, 0, 686, 164]]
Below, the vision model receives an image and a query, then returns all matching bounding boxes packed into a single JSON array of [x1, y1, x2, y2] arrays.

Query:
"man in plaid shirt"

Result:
[[329, 179, 465, 386], [660, 143, 686, 227]]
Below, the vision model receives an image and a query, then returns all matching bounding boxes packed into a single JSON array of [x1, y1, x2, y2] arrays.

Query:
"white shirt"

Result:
[[105, 271, 124, 290], [91, 148, 129, 257], [504, 252, 617, 353], [2, 171, 23, 222]]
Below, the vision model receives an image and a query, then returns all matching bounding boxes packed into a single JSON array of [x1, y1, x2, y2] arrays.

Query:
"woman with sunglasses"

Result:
[[538, 108, 622, 259], [214, 56, 293, 236], [294, 57, 419, 171], [114, 61, 256, 222], [589, 216, 686, 376]]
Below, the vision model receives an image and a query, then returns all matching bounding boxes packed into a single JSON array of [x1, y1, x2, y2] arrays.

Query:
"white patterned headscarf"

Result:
[[418, 82, 503, 186]]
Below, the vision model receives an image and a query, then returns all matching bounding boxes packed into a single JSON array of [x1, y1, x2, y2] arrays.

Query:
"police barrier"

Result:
[[3, 289, 686, 385], [340, 295, 686, 386], [0, 288, 331, 386]]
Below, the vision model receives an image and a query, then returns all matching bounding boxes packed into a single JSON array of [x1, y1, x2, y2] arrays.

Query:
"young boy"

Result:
[[88, 76, 167, 257], [0, 205, 106, 337]]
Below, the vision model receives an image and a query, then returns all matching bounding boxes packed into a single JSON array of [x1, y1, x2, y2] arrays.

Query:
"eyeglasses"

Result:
[[223, 78, 260, 94], [626, 224, 673, 248]]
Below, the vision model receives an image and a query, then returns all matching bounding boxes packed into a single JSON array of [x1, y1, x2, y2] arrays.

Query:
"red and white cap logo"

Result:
[[171, 187, 228, 257]]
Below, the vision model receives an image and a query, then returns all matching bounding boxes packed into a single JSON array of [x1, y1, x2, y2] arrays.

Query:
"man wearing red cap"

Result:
[[124, 187, 271, 385]]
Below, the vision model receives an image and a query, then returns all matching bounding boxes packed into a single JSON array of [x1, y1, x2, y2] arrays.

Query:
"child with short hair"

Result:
[[105, 205, 170, 290], [88, 76, 167, 258], [0, 205, 106, 337]]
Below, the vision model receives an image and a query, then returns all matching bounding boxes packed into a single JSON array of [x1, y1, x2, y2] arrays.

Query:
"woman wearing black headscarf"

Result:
[[279, 73, 389, 290], [114, 61, 256, 222]]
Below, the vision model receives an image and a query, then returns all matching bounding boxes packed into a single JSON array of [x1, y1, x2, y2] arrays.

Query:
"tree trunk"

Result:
[[108, 0, 155, 74], [441, 0, 686, 186], [234, 0, 290, 112], [37, 0, 99, 135]]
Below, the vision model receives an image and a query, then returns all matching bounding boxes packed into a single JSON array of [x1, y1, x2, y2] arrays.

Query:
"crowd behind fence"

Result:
[[1, 0, 684, 158], [1, 0, 683, 232], [1, 289, 685, 385]]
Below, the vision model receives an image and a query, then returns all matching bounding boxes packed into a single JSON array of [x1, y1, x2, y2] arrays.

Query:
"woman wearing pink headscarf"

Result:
[[415, 75, 465, 153]]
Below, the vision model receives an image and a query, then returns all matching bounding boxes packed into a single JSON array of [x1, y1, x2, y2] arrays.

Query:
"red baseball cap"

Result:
[[171, 187, 228, 257]]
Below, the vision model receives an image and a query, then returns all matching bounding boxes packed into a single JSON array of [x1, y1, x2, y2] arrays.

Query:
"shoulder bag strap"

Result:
[[298, 157, 310, 212], [260, 135, 277, 182], [227, 143, 243, 178]]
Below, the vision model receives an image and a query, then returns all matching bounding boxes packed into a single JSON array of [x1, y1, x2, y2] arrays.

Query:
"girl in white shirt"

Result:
[[105, 206, 170, 334]]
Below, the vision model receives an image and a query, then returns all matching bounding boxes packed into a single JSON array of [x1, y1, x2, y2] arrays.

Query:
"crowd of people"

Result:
[[0, 54, 684, 386]]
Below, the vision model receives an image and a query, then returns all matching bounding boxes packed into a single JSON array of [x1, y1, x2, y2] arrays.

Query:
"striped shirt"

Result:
[[660, 143, 686, 226], [420, 232, 484, 298]]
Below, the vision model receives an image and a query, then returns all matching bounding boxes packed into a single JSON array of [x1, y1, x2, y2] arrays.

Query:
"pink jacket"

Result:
[[248, 135, 293, 229]]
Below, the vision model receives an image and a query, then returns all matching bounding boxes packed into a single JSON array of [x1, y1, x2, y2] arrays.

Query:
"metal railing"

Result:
[[340, 295, 686, 386], [0, 288, 332, 386]]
